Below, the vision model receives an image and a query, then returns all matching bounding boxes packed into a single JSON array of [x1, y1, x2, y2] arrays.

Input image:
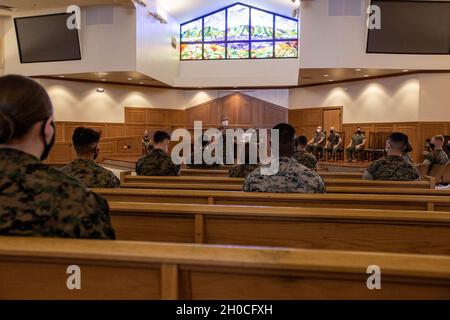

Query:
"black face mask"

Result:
[[93, 150, 99, 161], [330, 130, 335, 134], [40, 119, 56, 161], [357, 130, 361, 134], [429, 143, 435, 150]]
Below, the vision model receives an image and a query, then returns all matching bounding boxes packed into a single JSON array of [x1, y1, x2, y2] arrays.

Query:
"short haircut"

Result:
[[153, 131, 171, 144], [388, 132, 409, 152], [433, 135, 444, 143], [273, 123, 296, 144], [295, 136, 308, 147], [72, 127, 101, 155], [404, 143, 413, 153]]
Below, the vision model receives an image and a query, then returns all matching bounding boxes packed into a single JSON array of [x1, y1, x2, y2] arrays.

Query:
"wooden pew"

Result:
[[1, 236, 450, 299], [108, 202, 450, 255], [94, 188, 450, 211]]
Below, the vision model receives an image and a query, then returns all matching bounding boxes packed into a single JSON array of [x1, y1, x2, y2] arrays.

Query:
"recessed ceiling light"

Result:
[[363, 75, 369, 77], [323, 74, 329, 77], [328, 79, 333, 82], [59, 75, 65, 78], [101, 79, 107, 82], [139, 82, 144, 85], [128, 78, 133, 81], [403, 69, 409, 72], [100, 72, 108, 76], [96, 88, 105, 93], [355, 69, 361, 72]]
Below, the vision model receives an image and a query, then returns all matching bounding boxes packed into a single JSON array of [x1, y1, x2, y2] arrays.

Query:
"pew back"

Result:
[[1, 237, 450, 299], [94, 188, 450, 211], [108, 202, 450, 255]]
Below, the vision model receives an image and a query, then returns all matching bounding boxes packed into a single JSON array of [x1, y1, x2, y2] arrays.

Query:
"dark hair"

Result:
[[72, 127, 101, 155], [273, 123, 296, 144], [404, 142, 413, 153], [153, 131, 171, 144], [0, 75, 53, 143], [295, 136, 308, 147], [388, 132, 409, 152]]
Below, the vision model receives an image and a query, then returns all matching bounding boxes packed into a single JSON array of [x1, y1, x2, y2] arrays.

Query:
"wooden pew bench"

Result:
[[108, 202, 450, 255], [94, 188, 450, 211], [1, 237, 450, 299]]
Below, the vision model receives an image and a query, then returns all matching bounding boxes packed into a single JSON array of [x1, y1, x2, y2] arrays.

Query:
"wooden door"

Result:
[[323, 108, 342, 132]]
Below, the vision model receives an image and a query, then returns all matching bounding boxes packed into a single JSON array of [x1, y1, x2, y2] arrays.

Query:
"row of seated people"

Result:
[[0, 75, 448, 240]]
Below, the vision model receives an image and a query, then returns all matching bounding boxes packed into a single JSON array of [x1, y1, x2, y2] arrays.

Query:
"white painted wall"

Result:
[[0, 16, 4, 75], [4, 6, 136, 76], [135, 3, 180, 86], [37, 78, 186, 123], [299, 0, 450, 69], [175, 59, 300, 88], [290, 74, 421, 123], [418, 73, 450, 121]]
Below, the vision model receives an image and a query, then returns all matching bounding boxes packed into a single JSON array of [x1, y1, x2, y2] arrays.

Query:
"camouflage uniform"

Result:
[[402, 153, 413, 164], [307, 132, 326, 154], [243, 157, 326, 193], [0, 148, 115, 239], [324, 133, 342, 156], [61, 159, 120, 188], [424, 150, 449, 165], [228, 164, 259, 178], [363, 155, 420, 181], [346, 133, 365, 160], [292, 150, 317, 170], [136, 148, 180, 176]]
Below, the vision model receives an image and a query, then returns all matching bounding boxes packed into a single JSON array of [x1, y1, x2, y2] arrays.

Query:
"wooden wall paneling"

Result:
[[47, 142, 73, 163], [116, 137, 141, 155], [236, 94, 258, 127], [125, 125, 147, 137], [106, 124, 126, 138], [167, 110, 186, 127], [288, 110, 302, 128], [87, 123, 108, 137], [219, 94, 239, 125], [147, 109, 168, 125], [323, 107, 343, 132], [301, 108, 323, 128], [186, 101, 218, 127], [54, 123, 65, 143], [125, 108, 147, 124], [395, 124, 419, 162], [260, 102, 288, 128], [63, 123, 84, 143]]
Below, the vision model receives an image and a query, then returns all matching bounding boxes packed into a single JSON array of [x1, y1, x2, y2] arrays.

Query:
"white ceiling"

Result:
[[155, 0, 297, 22]]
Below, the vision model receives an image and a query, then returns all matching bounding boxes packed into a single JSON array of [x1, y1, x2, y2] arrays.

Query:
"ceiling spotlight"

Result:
[[96, 88, 105, 93], [323, 74, 329, 77], [59, 75, 65, 78], [403, 69, 409, 72], [128, 78, 133, 81], [139, 82, 144, 85], [101, 79, 107, 82], [363, 75, 369, 77], [355, 69, 361, 72], [328, 80, 334, 82]]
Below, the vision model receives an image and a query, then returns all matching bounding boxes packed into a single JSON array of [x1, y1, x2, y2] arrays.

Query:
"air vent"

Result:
[[328, 0, 362, 17], [86, 6, 114, 26]]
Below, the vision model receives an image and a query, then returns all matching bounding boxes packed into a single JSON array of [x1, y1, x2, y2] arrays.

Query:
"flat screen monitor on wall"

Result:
[[14, 13, 82, 63], [367, 0, 450, 54]]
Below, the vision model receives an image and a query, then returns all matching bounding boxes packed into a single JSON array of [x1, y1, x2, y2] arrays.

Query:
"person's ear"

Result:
[[43, 117, 55, 144]]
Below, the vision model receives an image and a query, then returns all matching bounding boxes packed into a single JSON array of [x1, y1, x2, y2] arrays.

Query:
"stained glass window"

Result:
[[204, 11, 226, 42], [204, 43, 226, 59], [275, 16, 298, 40], [181, 43, 203, 60], [251, 9, 273, 40], [180, 3, 298, 60], [227, 4, 250, 41], [181, 19, 202, 43], [227, 42, 249, 59]]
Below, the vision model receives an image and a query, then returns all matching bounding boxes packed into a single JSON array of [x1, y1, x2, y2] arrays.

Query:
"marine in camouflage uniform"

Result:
[[228, 164, 259, 178], [292, 150, 317, 170], [0, 148, 115, 239], [346, 132, 365, 161], [307, 131, 326, 154], [243, 157, 326, 193], [363, 155, 420, 181], [424, 150, 449, 165], [61, 159, 120, 188], [324, 132, 342, 157], [142, 136, 153, 155], [136, 148, 180, 176]]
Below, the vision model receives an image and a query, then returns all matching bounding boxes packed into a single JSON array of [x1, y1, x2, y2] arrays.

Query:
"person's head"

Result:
[[144, 130, 150, 138], [431, 135, 444, 149], [386, 132, 409, 156], [153, 131, 171, 152], [404, 142, 413, 154], [295, 136, 308, 151], [0, 75, 55, 160], [356, 127, 362, 134], [273, 123, 296, 157], [316, 126, 322, 133], [72, 127, 101, 160], [330, 127, 335, 134], [221, 116, 229, 129]]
